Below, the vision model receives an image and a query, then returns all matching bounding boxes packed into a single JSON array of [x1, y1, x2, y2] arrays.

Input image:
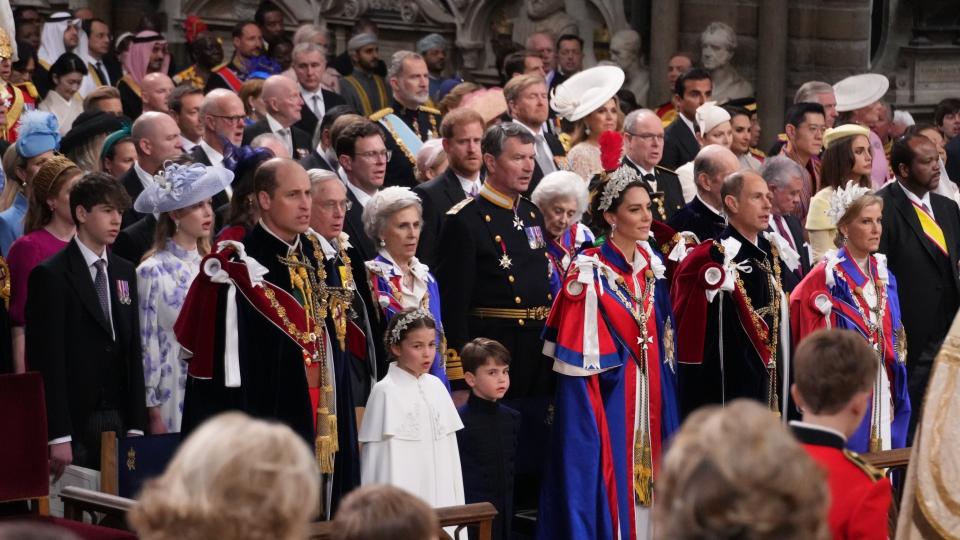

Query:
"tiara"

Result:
[[827, 181, 873, 226], [598, 166, 640, 212], [389, 308, 435, 345]]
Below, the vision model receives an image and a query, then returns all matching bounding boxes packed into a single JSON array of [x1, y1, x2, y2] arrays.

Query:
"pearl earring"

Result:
[[379, 239, 386, 248], [175, 221, 181, 232]]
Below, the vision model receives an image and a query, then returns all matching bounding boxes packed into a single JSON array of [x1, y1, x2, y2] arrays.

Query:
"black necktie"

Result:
[[94, 61, 108, 86]]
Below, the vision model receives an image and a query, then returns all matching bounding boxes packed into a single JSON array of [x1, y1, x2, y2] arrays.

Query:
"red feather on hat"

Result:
[[599, 130, 623, 173], [184, 15, 208, 44]]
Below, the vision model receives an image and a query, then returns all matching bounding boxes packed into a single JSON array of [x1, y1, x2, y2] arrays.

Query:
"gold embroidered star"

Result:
[[499, 254, 513, 269]]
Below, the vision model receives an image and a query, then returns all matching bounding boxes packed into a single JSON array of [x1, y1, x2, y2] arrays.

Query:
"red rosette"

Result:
[[184, 15, 208, 44], [700, 262, 725, 290], [599, 130, 623, 173]]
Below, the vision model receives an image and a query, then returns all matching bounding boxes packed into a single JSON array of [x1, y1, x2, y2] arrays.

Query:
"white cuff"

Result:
[[48, 436, 72, 445], [126, 430, 144, 437]]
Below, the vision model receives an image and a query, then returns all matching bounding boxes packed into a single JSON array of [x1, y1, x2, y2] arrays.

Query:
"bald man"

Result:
[[191, 89, 247, 169], [142, 73, 174, 114], [667, 144, 739, 242], [242, 75, 312, 159], [120, 112, 185, 228]]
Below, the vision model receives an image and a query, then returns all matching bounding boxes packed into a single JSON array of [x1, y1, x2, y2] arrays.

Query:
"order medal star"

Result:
[[513, 215, 524, 231], [499, 253, 513, 269]]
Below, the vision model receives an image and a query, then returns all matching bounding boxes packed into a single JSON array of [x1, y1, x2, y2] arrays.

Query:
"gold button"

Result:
[[508, 275, 515, 283], [547, 293, 553, 300], [530, 211, 536, 218], [485, 215, 491, 222], [514, 296, 522, 304], [518, 319, 525, 326], [495, 235, 502, 242]]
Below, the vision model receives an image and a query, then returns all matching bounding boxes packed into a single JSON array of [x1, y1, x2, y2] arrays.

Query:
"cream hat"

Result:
[[695, 102, 731, 136], [822, 123, 870, 150], [550, 66, 625, 122], [833, 74, 889, 112]]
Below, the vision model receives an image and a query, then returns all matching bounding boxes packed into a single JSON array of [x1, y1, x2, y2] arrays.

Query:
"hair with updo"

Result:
[[383, 308, 436, 355], [531, 170, 590, 224], [833, 192, 883, 248], [362, 186, 423, 243], [25, 155, 81, 233], [587, 177, 650, 237], [654, 400, 830, 540], [129, 412, 319, 540]]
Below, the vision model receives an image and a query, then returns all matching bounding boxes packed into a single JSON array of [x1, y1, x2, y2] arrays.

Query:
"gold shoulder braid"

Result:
[[843, 449, 884, 481], [379, 117, 418, 167]]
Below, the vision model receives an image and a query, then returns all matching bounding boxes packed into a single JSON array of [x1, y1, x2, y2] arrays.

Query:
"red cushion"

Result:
[[0, 372, 49, 502], [4, 516, 137, 540]]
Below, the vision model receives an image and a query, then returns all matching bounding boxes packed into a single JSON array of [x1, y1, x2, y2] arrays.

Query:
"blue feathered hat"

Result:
[[16, 111, 61, 158]]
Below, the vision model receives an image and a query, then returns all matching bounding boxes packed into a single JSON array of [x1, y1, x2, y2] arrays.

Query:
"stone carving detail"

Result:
[[609, 29, 649, 106], [511, 0, 578, 46], [700, 21, 753, 103]]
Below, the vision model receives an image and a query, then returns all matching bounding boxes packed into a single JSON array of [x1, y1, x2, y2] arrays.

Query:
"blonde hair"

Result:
[[129, 412, 319, 540], [570, 96, 623, 146], [654, 400, 830, 540], [834, 193, 883, 248]]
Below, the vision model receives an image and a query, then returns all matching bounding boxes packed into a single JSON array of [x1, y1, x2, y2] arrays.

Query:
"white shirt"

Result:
[[697, 193, 725, 219], [899, 181, 935, 220], [179, 135, 198, 152], [346, 179, 374, 208], [313, 142, 337, 170], [455, 171, 481, 197], [134, 162, 155, 192], [301, 85, 325, 119], [198, 140, 233, 198], [679, 111, 697, 138], [512, 119, 555, 161], [266, 112, 293, 154], [625, 156, 657, 191]]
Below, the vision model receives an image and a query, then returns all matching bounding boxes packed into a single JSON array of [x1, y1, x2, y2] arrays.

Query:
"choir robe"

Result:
[[359, 363, 465, 509], [789, 248, 911, 452], [546, 223, 594, 298], [672, 226, 793, 418], [365, 251, 449, 389], [538, 240, 680, 540]]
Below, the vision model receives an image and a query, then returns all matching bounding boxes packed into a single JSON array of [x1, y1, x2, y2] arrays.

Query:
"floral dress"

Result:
[[137, 240, 202, 432]]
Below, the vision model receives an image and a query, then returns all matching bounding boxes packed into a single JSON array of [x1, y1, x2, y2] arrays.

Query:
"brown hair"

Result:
[[142, 211, 212, 263], [332, 485, 437, 540], [654, 400, 830, 540], [437, 81, 482, 116], [570, 96, 623, 147], [439, 107, 484, 139], [793, 329, 876, 414], [461, 337, 511, 374], [328, 114, 367, 158], [819, 131, 871, 191], [503, 73, 546, 104], [238, 79, 264, 118], [25, 155, 81, 233], [82, 85, 121, 113], [833, 193, 883, 248]]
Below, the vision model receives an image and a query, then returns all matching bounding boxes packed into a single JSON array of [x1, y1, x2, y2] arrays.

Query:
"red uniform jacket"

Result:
[[792, 422, 891, 540]]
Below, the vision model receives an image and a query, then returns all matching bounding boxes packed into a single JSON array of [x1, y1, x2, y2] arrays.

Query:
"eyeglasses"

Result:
[[356, 150, 392, 162], [317, 200, 352, 211], [209, 114, 247, 124], [625, 130, 664, 142]]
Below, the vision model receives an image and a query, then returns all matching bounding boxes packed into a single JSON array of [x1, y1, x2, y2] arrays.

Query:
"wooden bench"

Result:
[[60, 486, 497, 540], [861, 447, 911, 534]]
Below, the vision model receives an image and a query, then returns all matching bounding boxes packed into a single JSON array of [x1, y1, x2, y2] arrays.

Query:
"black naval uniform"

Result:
[[673, 226, 794, 418], [620, 158, 686, 221], [436, 183, 554, 511], [372, 101, 441, 189]]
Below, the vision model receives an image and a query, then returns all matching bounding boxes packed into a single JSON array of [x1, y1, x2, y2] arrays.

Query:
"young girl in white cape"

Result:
[[359, 308, 465, 511]]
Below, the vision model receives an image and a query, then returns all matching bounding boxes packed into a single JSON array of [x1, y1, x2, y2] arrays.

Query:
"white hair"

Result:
[[361, 186, 423, 242], [306, 168, 341, 193], [759, 155, 806, 189], [531, 170, 590, 223], [701, 22, 737, 50], [291, 42, 326, 63], [794, 81, 834, 104], [292, 23, 328, 46], [387, 50, 423, 80]]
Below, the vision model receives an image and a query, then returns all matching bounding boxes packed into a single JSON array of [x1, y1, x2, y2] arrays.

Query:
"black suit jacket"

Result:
[[621, 158, 685, 221], [120, 167, 145, 229], [661, 116, 700, 171], [293, 89, 346, 140], [526, 128, 566, 196], [878, 183, 960, 395], [242, 120, 312, 160], [186, 144, 231, 213], [117, 79, 143, 120], [947, 136, 960, 185], [26, 239, 147, 441], [344, 187, 377, 265], [112, 214, 157, 266], [667, 196, 727, 243], [413, 168, 470, 268], [300, 149, 336, 172], [102, 55, 123, 87]]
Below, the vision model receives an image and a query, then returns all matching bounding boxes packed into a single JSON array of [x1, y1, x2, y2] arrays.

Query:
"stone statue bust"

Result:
[[700, 22, 754, 102], [512, 0, 578, 48], [609, 29, 649, 106]]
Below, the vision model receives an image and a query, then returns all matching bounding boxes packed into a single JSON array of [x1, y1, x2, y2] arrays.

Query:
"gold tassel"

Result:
[[315, 435, 335, 473], [634, 443, 653, 507], [328, 414, 338, 452]]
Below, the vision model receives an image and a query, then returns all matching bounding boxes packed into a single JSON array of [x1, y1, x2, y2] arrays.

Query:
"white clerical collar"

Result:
[[788, 420, 848, 443], [679, 112, 696, 137], [346, 179, 374, 208], [258, 219, 301, 252], [899, 181, 933, 213], [199, 139, 224, 168], [697, 193, 724, 218]]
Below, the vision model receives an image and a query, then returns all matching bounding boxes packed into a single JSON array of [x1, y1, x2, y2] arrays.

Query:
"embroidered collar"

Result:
[[480, 183, 517, 210], [600, 239, 663, 279], [165, 238, 200, 262], [789, 421, 847, 448], [376, 250, 431, 283], [258, 219, 301, 255]]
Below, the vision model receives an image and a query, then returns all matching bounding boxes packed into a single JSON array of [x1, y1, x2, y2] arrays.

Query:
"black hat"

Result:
[[60, 111, 129, 156]]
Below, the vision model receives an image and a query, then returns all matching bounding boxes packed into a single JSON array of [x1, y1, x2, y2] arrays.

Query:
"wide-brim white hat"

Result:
[[550, 66, 625, 122], [833, 73, 889, 112], [135, 162, 234, 214]]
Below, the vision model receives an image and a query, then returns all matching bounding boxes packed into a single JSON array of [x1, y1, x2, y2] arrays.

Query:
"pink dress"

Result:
[[8, 229, 69, 326]]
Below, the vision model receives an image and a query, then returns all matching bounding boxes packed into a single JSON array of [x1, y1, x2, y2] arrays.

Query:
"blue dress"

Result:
[[0, 192, 28, 256]]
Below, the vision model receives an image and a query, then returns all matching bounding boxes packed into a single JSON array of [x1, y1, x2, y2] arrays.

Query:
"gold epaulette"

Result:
[[655, 165, 677, 175], [446, 197, 474, 215], [369, 108, 394, 122], [750, 147, 767, 158], [419, 105, 441, 116], [843, 449, 884, 482], [445, 348, 464, 381]]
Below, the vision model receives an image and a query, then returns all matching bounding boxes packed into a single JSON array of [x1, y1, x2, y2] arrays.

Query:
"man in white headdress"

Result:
[[34, 12, 80, 99]]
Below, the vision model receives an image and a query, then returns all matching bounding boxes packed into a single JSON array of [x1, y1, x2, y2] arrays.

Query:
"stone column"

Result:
[[648, 0, 679, 107], [757, 0, 788, 150]]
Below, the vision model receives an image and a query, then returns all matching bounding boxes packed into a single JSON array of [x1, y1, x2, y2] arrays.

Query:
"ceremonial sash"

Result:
[[912, 202, 949, 256], [380, 113, 424, 160], [87, 63, 105, 87], [120, 75, 142, 97], [214, 66, 243, 92], [342, 75, 388, 116]]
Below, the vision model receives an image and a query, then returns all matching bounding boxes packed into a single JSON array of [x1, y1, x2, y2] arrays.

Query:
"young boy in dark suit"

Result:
[[27, 172, 147, 480], [790, 329, 892, 540], [456, 338, 520, 540]]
